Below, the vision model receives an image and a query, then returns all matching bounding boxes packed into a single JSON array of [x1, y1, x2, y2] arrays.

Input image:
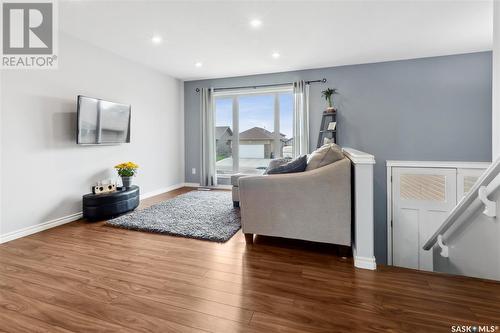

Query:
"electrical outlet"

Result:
[[192, 168, 196, 175]]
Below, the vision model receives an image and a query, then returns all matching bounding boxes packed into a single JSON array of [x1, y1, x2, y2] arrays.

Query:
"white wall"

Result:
[[0, 33, 184, 237], [493, 0, 500, 159]]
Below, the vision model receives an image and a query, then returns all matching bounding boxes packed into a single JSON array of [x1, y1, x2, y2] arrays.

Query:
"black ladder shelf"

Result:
[[317, 111, 337, 148]]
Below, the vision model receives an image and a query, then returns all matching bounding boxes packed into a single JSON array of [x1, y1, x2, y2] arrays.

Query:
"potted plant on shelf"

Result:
[[321, 88, 338, 112], [115, 162, 139, 188]]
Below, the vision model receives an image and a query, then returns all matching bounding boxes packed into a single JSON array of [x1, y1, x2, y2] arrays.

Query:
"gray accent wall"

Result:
[[184, 52, 492, 264]]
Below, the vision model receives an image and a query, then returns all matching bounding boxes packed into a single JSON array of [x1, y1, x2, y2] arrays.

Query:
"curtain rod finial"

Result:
[[195, 88, 200, 92], [322, 78, 327, 83]]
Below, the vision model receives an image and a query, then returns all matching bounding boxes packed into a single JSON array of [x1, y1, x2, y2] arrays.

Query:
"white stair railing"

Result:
[[423, 157, 500, 253]]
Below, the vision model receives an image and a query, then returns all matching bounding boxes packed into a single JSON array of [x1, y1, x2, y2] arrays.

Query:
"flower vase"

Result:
[[121, 176, 133, 188]]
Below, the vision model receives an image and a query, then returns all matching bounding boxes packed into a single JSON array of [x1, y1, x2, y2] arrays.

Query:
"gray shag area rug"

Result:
[[106, 190, 240, 242]]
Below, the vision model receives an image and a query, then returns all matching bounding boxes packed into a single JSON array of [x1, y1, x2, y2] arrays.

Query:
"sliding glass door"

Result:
[[214, 87, 293, 184]]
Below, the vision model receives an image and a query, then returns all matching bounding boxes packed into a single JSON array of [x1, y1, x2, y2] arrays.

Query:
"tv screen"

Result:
[[77, 96, 131, 144]]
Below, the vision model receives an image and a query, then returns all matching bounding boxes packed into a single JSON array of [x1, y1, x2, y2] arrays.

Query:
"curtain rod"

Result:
[[194, 78, 327, 92]]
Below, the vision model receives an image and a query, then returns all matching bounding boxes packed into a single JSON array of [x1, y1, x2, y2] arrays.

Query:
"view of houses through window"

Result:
[[215, 89, 293, 183]]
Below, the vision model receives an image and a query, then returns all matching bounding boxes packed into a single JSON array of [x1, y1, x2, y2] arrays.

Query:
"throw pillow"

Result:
[[264, 157, 292, 174], [266, 155, 307, 175], [306, 143, 344, 171]]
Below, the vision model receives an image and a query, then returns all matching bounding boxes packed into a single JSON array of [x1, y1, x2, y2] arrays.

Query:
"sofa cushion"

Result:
[[266, 155, 307, 175], [264, 157, 292, 174], [306, 143, 344, 171]]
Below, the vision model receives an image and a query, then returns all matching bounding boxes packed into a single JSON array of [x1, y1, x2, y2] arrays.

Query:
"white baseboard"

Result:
[[215, 185, 232, 190], [354, 255, 377, 270], [140, 183, 186, 200], [0, 212, 83, 244], [183, 182, 200, 188], [183, 183, 233, 190], [0, 182, 191, 245]]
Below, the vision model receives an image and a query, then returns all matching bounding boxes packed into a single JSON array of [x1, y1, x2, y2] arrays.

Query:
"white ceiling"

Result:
[[59, 0, 493, 81]]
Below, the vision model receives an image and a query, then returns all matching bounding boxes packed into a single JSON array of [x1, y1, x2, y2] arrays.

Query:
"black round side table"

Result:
[[83, 185, 140, 221]]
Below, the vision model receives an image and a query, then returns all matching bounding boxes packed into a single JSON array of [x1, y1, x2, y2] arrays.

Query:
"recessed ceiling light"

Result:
[[250, 19, 262, 28], [151, 35, 162, 45], [195, 62, 203, 68], [272, 52, 280, 59]]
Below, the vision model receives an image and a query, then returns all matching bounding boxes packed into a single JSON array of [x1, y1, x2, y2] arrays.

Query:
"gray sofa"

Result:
[[237, 157, 351, 246]]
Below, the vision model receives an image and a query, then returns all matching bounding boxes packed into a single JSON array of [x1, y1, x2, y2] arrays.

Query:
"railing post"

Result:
[[343, 148, 377, 270]]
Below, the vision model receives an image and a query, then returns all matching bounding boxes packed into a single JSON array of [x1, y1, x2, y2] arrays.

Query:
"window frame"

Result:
[[214, 86, 293, 179]]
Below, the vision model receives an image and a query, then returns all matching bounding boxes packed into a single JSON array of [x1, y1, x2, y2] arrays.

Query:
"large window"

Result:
[[214, 87, 293, 184]]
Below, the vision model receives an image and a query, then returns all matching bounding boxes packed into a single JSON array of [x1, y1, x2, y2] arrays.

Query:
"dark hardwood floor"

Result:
[[1, 187, 499, 332]]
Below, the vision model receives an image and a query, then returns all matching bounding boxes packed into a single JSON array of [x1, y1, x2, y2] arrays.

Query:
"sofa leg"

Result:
[[244, 233, 253, 244], [233, 201, 240, 208]]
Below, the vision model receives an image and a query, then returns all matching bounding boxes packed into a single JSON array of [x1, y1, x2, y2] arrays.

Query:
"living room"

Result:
[[0, 0, 499, 332]]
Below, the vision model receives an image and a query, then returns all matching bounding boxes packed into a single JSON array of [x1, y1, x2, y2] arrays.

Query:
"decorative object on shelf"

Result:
[[317, 111, 337, 148], [115, 161, 139, 188], [92, 180, 117, 195], [321, 88, 338, 112]]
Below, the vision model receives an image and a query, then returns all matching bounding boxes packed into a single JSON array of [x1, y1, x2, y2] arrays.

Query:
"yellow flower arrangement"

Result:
[[114, 161, 139, 177]]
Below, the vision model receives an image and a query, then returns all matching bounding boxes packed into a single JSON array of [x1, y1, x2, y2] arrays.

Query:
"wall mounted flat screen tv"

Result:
[[77, 96, 131, 144]]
